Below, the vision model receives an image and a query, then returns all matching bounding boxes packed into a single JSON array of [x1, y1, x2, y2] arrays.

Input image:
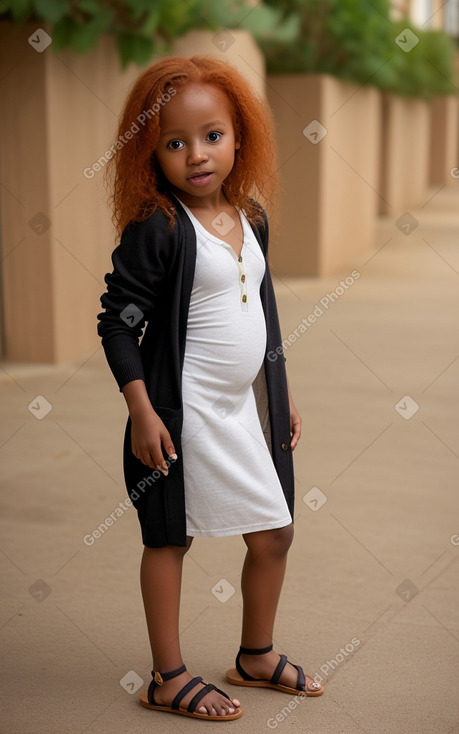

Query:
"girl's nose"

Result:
[[187, 145, 208, 165]]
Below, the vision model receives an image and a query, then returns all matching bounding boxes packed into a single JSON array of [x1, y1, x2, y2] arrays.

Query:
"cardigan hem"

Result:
[[141, 521, 188, 548]]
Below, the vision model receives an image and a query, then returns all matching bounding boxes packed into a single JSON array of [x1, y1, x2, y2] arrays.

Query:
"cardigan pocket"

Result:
[[153, 405, 183, 449]]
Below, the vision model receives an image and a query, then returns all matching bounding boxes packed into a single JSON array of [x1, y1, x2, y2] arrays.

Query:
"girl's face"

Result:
[[155, 82, 240, 206]]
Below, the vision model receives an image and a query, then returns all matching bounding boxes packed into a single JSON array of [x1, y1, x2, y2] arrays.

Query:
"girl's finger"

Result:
[[160, 430, 177, 461], [155, 461, 169, 476], [149, 448, 170, 475], [135, 445, 159, 470], [290, 423, 301, 449], [141, 451, 157, 469], [146, 450, 167, 474]]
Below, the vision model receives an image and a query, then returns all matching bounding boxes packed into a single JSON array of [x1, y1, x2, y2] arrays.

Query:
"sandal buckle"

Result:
[[154, 671, 163, 686]]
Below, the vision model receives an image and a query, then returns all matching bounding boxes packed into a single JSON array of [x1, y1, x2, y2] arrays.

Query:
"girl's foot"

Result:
[[227, 645, 324, 696], [150, 668, 242, 716]]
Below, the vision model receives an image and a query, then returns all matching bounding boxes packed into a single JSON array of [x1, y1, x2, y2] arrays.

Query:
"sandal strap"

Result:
[[213, 684, 232, 701], [171, 675, 203, 710], [147, 664, 187, 705], [187, 682, 222, 713], [296, 664, 306, 691], [271, 655, 306, 691], [236, 644, 273, 681], [151, 663, 187, 682], [187, 683, 213, 714], [239, 644, 273, 655], [271, 654, 288, 685]]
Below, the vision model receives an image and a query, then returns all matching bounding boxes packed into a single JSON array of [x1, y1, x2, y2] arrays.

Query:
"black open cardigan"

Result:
[[97, 201, 294, 547]]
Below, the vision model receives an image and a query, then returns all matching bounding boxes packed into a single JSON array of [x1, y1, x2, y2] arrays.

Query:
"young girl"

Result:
[[97, 55, 324, 721]]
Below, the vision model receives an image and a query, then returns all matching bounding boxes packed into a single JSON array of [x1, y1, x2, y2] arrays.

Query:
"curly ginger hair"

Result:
[[106, 55, 279, 236]]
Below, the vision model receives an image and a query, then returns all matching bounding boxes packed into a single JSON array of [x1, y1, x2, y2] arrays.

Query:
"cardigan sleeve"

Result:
[[97, 211, 178, 391]]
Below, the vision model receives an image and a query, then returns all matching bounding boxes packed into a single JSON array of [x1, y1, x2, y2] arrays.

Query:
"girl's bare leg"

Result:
[[239, 523, 321, 691], [140, 539, 241, 715], [241, 524, 293, 649]]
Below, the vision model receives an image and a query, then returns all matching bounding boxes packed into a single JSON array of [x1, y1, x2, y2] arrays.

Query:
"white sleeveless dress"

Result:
[[177, 200, 292, 537]]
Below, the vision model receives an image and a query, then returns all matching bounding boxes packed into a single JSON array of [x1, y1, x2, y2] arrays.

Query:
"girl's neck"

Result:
[[171, 186, 230, 214]]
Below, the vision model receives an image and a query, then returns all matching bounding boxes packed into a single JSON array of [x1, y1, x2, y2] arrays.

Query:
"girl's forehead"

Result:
[[162, 82, 234, 120]]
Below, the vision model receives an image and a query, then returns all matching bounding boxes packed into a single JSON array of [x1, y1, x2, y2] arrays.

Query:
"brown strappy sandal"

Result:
[[139, 664, 243, 720], [226, 644, 324, 696]]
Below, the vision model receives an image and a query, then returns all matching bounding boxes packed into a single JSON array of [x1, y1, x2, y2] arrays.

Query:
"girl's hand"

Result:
[[286, 375, 301, 450], [121, 380, 177, 474], [130, 408, 177, 473], [289, 398, 302, 450]]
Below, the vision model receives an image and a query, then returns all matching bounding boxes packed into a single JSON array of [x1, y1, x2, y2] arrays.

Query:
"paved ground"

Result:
[[1, 183, 459, 733]]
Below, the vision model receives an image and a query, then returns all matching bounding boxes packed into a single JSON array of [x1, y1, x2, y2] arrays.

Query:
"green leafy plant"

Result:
[[242, 0, 456, 98], [385, 20, 456, 98], [0, 0, 254, 66], [1, 0, 455, 95]]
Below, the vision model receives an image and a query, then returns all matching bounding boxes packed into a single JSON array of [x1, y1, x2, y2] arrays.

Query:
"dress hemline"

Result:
[[186, 515, 292, 538]]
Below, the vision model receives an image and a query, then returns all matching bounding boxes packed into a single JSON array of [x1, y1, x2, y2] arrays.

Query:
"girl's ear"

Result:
[[235, 139, 241, 150]]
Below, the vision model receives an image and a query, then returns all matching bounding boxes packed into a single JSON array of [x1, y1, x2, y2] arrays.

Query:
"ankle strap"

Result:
[[236, 644, 274, 682], [151, 663, 186, 685], [239, 644, 273, 655]]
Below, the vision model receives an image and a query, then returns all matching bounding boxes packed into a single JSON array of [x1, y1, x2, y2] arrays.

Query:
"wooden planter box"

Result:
[[266, 73, 381, 277], [379, 93, 431, 215]]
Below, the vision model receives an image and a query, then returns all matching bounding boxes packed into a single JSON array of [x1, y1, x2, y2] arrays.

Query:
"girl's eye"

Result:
[[167, 139, 184, 150], [206, 131, 222, 143]]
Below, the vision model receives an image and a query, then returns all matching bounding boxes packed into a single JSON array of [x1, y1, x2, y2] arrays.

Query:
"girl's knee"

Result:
[[176, 536, 194, 557], [245, 522, 294, 557], [143, 536, 193, 559], [272, 523, 294, 555]]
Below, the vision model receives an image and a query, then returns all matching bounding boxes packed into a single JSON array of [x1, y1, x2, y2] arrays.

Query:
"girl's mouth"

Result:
[[187, 172, 213, 187]]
